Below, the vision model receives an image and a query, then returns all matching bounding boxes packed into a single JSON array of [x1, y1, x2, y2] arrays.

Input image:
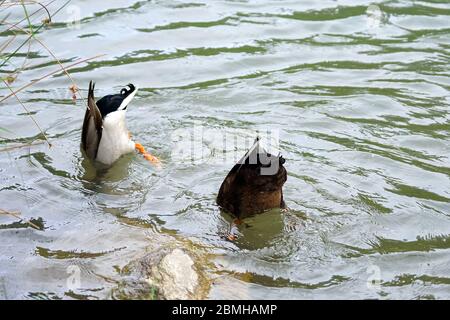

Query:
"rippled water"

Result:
[[1, 0, 449, 299]]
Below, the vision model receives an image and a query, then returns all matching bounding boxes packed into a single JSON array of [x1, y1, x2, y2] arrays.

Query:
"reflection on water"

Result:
[[222, 210, 284, 250], [0, 0, 449, 299]]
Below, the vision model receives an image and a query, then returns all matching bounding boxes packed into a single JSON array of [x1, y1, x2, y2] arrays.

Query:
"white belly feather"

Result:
[[96, 110, 135, 165]]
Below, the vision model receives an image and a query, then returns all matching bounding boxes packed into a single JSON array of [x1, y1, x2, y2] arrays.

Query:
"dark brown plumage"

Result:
[[217, 138, 287, 219], [81, 81, 103, 160]]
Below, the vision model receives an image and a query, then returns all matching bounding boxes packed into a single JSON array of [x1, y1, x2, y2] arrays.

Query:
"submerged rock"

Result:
[[146, 248, 199, 300], [112, 240, 210, 300]]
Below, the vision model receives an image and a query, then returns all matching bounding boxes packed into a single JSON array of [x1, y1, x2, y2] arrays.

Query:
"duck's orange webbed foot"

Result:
[[223, 218, 241, 242], [226, 233, 237, 241], [135, 142, 161, 166]]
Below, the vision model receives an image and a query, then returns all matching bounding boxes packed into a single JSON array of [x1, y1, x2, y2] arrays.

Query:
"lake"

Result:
[[0, 0, 449, 299]]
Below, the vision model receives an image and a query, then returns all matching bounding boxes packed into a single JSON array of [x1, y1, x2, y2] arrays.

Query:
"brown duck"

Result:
[[217, 138, 287, 219]]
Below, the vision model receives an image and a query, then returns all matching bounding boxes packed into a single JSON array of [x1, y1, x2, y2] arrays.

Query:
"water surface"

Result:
[[0, 0, 449, 299]]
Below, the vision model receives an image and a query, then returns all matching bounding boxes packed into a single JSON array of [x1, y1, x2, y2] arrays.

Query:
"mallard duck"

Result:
[[81, 81, 158, 166], [217, 137, 287, 219]]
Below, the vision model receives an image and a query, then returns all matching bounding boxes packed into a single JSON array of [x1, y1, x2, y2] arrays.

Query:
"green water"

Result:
[[0, 0, 449, 299]]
